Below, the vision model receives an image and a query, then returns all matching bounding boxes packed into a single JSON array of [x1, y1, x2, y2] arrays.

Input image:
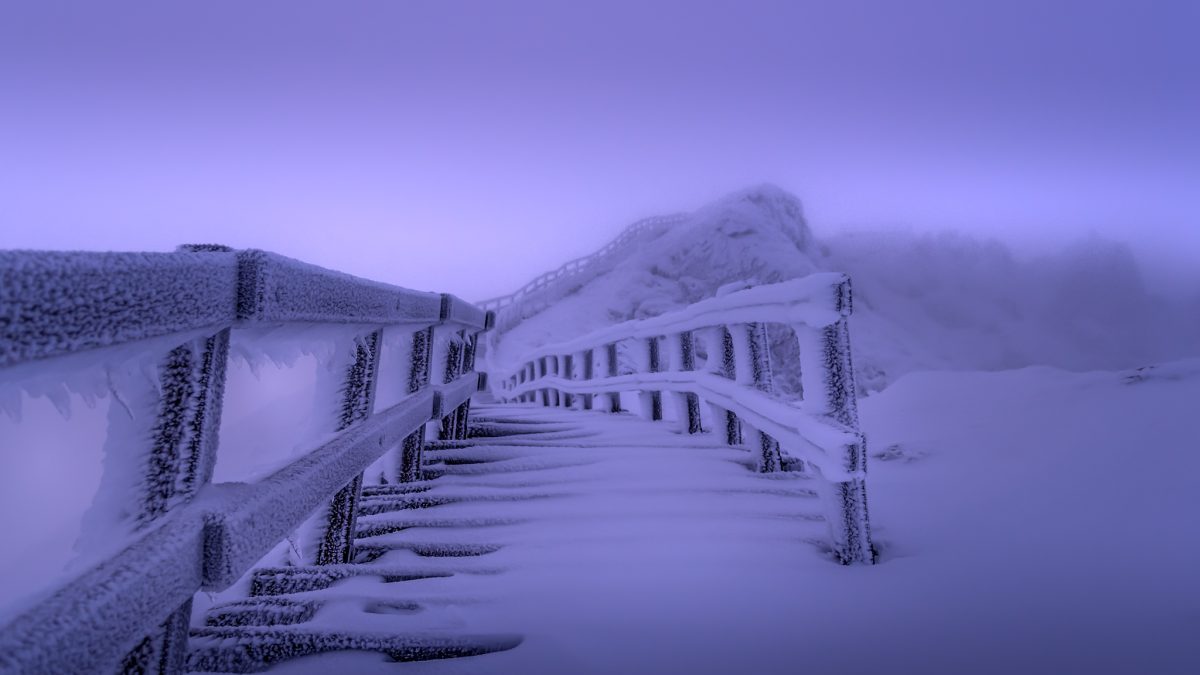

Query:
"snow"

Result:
[[485, 185, 1200, 392], [263, 360, 1197, 674]]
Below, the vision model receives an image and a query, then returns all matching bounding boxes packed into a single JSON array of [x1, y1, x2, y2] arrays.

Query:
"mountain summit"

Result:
[[488, 186, 1198, 393]]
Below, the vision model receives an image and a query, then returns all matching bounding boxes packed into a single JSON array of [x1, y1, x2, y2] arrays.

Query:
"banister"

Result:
[[0, 250, 240, 368], [0, 249, 487, 370], [0, 247, 493, 674], [476, 213, 687, 314], [494, 273, 874, 565], [500, 273, 850, 365]]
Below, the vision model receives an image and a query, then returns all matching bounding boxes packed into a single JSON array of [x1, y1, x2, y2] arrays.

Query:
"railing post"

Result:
[[669, 331, 702, 434], [315, 328, 383, 565], [636, 336, 663, 421], [437, 333, 460, 439], [581, 349, 595, 410], [562, 353, 575, 408], [605, 342, 621, 412], [548, 358, 560, 407], [454, 330, 479, 439], [398, 327, 433, 483], [116, 244, 234, 674], [796, 278, 874, 564], [707, 325, 743, 445], [728, 322, 781, 471], [434, 326, 475, 442]]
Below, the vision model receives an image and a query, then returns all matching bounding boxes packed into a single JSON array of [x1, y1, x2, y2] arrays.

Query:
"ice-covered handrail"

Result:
[[0, 248, 488, 369], [477, 213, 687, 331], [509, 273, 850, 361], [493, 274, 875, 565], [0, 246, 493, 674]]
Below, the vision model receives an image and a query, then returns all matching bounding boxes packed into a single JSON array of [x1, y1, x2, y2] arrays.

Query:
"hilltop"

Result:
[[487, 185, 1199, 392]]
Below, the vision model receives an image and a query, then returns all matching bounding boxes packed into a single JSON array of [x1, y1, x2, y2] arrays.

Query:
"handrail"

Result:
[[477, 213, 688, 331], [493, 274, 875, 565], [0, 246, 493, 674], [0, 248, 487, 369]]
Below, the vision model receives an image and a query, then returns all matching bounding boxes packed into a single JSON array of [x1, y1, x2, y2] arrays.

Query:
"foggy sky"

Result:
[[1, 0, 1197, 299]]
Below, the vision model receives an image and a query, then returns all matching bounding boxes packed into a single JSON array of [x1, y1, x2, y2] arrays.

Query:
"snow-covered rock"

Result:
[[488, 185, 1200, 393]]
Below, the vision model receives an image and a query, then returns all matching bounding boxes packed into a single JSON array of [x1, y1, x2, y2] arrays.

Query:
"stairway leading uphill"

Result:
[[187, 402, 829, 673]]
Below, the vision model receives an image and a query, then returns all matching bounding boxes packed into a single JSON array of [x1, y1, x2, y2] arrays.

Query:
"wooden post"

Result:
[[116, 243, 235, 674], [728, 322, 782, 471], [605, 342, 621, 413], [562, 353, 575, 408], [581, 349, 595, 410], [637, 336, 663, 421], [440, 332, 467, 439], [456, 331, 480, 438], [119, 327, 232, 674], [398, 327, 433, 483], [713, 326, 743, 445], [669, 331, 702, 433], [795, 278, 874, 564], [315, 328, 383, 565]]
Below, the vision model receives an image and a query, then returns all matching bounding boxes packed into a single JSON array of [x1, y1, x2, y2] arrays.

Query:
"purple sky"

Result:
[[1, 0, 1197, 299]]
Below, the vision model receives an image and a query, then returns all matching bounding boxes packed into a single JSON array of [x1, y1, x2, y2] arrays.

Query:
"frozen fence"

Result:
[[0, 247, 493, 674], [493, 273, 875, 565], [478, 213, 687, 333]]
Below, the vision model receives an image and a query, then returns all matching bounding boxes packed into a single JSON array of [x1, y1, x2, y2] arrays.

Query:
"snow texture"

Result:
[[0, 250, 238, 368], [0, 248, 483, 374], [232, 250, 446, 327]]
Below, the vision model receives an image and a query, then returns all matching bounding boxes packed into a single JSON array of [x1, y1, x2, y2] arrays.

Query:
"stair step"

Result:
[[205, 599, 319, 627], [357, 491, 560, 515], [359, 483, 434, 497], [356, 517, 525, 539], [187, 627, 522, 673], [248, 565, 500, 596]]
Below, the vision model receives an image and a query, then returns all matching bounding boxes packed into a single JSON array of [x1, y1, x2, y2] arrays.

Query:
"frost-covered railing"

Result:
[[494, 273, 874, 564], [0, 247, 492, 674], [478, 213, 687, 333]]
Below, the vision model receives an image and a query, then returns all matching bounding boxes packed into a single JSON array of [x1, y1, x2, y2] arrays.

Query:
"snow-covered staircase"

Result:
[[186, 403, 827, 672], [1, 248, 874, 675]]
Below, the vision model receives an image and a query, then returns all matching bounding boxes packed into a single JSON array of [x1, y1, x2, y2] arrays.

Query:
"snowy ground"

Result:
[[263, 359, 1199, 675]]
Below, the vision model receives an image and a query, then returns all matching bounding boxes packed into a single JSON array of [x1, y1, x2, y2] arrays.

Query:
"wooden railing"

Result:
[[0, 246, 492, 674], [493, 273, 875, 565], [478, 213, 687, 333]]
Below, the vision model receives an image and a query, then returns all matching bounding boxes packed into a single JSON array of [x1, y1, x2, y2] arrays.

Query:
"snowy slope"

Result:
[[488, 185, 1200, 392]]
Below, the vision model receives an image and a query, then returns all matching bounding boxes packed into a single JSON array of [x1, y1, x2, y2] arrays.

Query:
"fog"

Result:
[[1, 0, 1197, 300]]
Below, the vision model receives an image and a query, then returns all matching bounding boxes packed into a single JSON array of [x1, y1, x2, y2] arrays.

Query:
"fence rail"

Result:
[[0, 247, 492, 674], [493, 273, 875, 565]]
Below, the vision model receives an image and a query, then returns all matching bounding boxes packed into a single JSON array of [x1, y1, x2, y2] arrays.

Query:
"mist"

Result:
[[1, 0, 1197, 300]]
